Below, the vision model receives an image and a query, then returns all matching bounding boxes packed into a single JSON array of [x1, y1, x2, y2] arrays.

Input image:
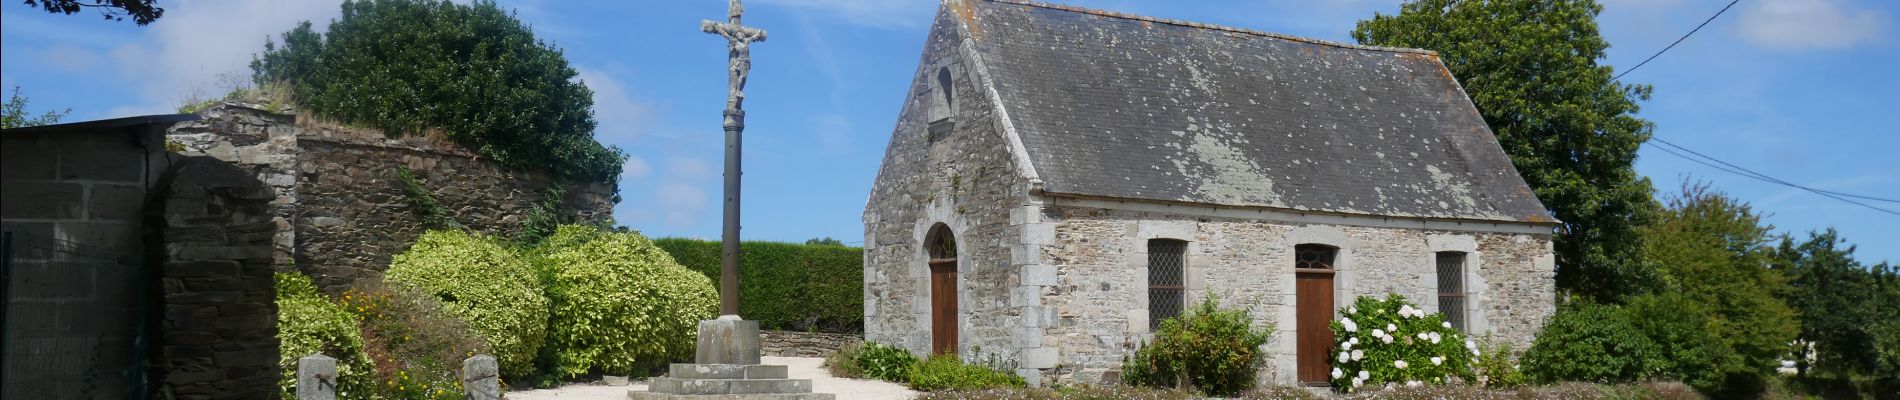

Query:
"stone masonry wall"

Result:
[[168, 104, 614, 289], [862, 2, 1039, 378], [151, 156, 280, 400], [759, 331, 862, 358], [1032, 204, 1556, 386]]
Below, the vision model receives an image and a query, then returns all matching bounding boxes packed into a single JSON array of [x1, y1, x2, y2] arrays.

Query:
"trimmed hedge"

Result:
[[653, 238, 862, 333]]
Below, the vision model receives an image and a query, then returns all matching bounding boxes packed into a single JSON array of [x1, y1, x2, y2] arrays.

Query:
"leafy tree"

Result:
[[1353, 0, 1659, 302], [805, 237, 845, 246], [1777, 229, 1887, 376], [24, 0, 162, 25], [1, 86, 71, 129], [252, 0, 624, 182], [1642, 182, 1797, 395]]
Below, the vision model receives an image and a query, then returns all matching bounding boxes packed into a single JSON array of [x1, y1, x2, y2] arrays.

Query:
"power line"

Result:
[[1647, 137, 1900, 217], [1614, 0, 1740, 81], [1650, 138, 1899, 203]]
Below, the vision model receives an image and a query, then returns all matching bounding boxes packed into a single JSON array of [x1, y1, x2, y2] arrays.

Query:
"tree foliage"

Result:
[[251, 0, 624, 182], [1353, 0, 1659, 302], [1777, 229, 1899, 378], [24, 0, 162, 25], [1, 86, 71, 129], [1641, 182, 1798, 395]]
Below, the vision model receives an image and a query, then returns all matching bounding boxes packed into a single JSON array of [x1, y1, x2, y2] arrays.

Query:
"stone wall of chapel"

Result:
[[1034, 205, 1555, 386], [861, 2, 1036, 378]]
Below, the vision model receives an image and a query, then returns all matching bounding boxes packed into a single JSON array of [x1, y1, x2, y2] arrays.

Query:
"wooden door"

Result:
[[930, 259, 958, 355], [1295, 269, 1336, 385]]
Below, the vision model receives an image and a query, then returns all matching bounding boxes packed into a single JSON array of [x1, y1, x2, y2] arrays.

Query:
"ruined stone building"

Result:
[[862, 0, 1559, 387], [1, 104, 612, 398]]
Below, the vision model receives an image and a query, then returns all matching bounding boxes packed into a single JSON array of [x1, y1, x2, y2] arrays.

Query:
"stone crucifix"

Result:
[[702, 0, 765, 317]]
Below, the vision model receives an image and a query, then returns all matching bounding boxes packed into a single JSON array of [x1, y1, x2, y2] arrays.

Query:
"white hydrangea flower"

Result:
[[1406, 380, 1422, 387], [1358, 370, 1370, 380], [1351, 349, 1364, 361], [1394, 360, 1408, 369], [1349, 337, 1360, 345], [1417, 332, 1430, 340], [1430, 332, 1442, 344], [1442, 321, 1453, 329], [1331, 367, 1344, 379], [1342, 318, 1358, 332], [1349, 306, 1358, 314], [1387, 323, 1397, 332], [1431, 356, 1444, 365], [1398, 305, 1414, 316], [1351, 377, 1362, 387], [1372, 328, 1385, 338], [1381, 335, 1394, 344], [1466, 339, 1477, 349], [1338, 351, 1350, 363]]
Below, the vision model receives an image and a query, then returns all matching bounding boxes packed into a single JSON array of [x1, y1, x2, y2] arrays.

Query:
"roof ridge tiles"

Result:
[[979, 0, 1439, 56]]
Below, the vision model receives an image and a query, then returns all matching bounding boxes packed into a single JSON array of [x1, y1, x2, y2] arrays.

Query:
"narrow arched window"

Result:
[[936, 67, 954, 109], [1436, 251, 1467, 333], [1147, 239, 1186, 330]]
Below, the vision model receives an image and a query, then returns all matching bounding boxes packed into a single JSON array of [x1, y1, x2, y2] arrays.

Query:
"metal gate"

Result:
[[2, 229, 151, 399]]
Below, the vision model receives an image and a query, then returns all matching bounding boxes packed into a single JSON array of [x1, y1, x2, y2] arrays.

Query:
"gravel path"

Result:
[[509, 356, 918, 400]]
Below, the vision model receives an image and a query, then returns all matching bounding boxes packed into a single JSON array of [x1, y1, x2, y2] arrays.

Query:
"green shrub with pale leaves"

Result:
[[275, 272, 375, 399], [1328, 294, 1475, 392], [385, 230, 549, 377], [534, 225, 717, 377]]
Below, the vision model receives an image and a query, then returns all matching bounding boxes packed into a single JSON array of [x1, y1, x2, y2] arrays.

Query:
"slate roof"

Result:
[[960, 0, 1555, 224]]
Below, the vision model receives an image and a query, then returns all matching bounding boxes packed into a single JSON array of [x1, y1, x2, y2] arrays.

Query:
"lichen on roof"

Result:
[[954, 0, 1553, 224]]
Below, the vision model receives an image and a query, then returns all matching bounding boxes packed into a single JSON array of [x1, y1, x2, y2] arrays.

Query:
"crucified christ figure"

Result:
[[702, 0, 767, 112]]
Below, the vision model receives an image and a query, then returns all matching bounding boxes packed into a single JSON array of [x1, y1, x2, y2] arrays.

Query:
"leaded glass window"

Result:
[[1148, 239, 1186, 330], [1437, 251, 1467, 333]]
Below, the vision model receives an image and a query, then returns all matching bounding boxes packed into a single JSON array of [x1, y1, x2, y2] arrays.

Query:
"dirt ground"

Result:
[[508, 356, 918, 400]]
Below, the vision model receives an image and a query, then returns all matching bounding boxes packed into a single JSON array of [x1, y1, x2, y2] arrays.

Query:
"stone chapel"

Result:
[[861, 0, 1559, 387]]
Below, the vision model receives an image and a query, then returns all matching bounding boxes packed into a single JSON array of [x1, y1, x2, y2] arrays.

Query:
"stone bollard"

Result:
[[463, 354, 501, 400], [297, 354, 337, 400]]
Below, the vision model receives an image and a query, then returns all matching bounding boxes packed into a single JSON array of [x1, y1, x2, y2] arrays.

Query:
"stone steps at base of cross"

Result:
[[649, 376, 812, 395], [669, 363, 789, 379], [629, 393, 835, 400]]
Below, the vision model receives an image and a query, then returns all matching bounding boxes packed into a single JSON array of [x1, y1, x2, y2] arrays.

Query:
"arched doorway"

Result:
[[1294, 244, 1338, 385], [925, 224, 958, 355]]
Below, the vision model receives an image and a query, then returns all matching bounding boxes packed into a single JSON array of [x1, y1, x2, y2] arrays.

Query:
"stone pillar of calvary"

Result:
[[703, 0, 765, 317]]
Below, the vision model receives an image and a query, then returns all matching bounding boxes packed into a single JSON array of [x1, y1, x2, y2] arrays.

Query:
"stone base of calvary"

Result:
[[632, 0, 830, 398], [630, 317, 830, 399]]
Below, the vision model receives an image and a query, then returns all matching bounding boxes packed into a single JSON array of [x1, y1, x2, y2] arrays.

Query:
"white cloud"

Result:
[[1737, 0, 1889, 51], [754, 0, 936, 29], [96, 0, 343, 117], [576, 67, 656, 145], [621, 156, 652, 180], [655, 182, 710, 227]]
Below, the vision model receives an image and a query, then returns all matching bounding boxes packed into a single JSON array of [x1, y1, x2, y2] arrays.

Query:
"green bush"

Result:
[[533, 225, 718, 377], [823, 342, 867, 379], [340, 282, 491, 399], [1122, 293, 1273, 396], [386, 230, 550, 377], [1327, 294, 1474, 392], [1520, 299, 1660, 384], [855, 342, 921, 383], [276, 272, 375, 399], [1623, 293, 1730, 393], [1469, 338, 1526, 389], [653, 238, 862, 332], [907, 355, 1027, 392], [251, 0, 624, 182]]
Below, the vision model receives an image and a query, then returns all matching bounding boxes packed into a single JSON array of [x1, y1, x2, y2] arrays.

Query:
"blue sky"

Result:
[[3, 0, 1894, 263]]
